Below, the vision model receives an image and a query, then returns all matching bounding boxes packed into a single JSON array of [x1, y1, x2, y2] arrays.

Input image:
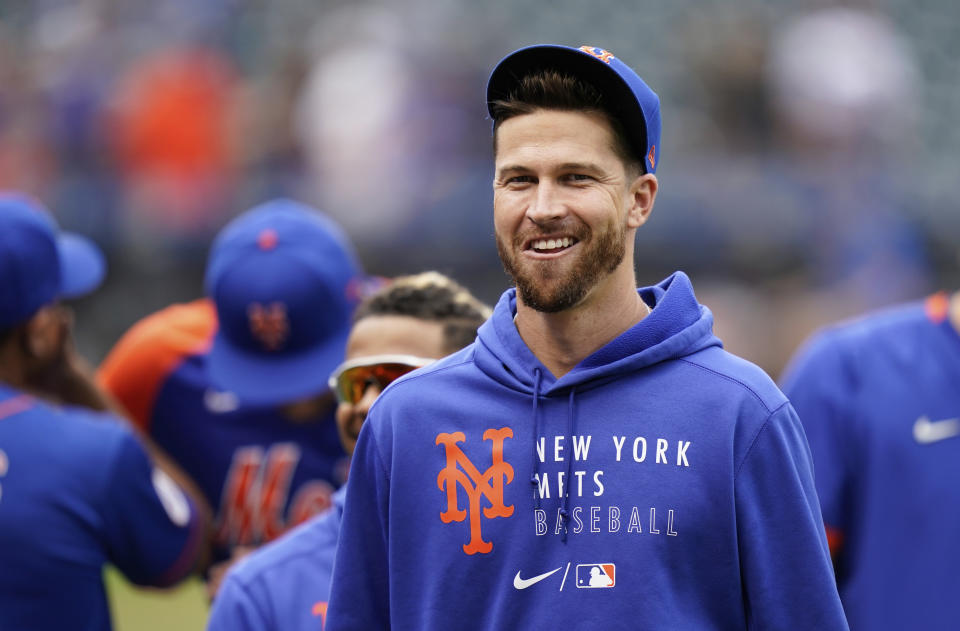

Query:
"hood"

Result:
[[475, 271, 721, 395]]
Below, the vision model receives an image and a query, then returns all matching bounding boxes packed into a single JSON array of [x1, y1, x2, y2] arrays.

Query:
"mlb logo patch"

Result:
[[576, 563, 615, 588]]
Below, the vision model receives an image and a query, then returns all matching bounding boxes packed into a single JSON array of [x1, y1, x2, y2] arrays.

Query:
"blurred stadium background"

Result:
[[2, 0, 959, 627]]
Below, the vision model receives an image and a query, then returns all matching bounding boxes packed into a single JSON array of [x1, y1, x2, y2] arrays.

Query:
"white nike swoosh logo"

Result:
[[513, 567, 562, 590], [913, 416, 960, 444]]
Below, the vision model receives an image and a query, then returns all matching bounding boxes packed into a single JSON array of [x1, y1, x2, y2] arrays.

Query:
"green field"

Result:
[[106, 567, 209, 631]]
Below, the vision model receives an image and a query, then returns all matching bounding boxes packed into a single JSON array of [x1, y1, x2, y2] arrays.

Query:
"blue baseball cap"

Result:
[[486, 44, 662, 174], [204, 199, 367, 406], [0, 194, 106, 329]]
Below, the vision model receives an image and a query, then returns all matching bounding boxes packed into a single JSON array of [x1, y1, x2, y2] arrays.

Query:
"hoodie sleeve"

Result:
[[100, 428, 203, 587], [735, 403, 848, 630], [325, 419, 391, 630]]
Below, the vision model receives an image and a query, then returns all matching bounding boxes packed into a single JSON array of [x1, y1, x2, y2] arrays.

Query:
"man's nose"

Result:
[[526, 181, 568, 225], [356, 382, 381, 415]]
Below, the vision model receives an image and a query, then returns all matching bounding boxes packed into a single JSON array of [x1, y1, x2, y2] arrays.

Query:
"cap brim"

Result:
[[57, 233, 106, 299], [206, 326, 349, 406]]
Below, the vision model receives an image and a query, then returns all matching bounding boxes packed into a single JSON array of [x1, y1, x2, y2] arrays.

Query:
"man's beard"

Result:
[[497, 219, 627, 313]]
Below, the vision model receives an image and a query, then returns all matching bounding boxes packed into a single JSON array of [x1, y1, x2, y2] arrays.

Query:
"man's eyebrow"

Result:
[[495, 162, 605, 175], [557, 161, 604, 172], [495, 164, 530, 176]]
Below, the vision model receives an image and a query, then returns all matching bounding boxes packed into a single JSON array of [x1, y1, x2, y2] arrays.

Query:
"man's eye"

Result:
[[564, 173, 592, 182], [497, 175, 534, 187]]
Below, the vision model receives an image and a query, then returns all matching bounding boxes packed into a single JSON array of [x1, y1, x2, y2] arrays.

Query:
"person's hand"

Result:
[[206, 546, 255, 602]]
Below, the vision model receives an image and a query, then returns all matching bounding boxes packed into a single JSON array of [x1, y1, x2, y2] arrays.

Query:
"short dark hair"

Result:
[[489, 70, 643, 173], [353, 272, 492, 354]]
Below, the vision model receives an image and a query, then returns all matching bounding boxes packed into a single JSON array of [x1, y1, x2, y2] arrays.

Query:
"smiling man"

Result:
[[326, 44, 848, 630]]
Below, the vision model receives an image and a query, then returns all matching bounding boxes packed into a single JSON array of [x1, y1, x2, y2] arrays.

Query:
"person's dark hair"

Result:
[[353, 272, 492, 354], [489, 70, 643, 173], [0, 325, 18, 348]]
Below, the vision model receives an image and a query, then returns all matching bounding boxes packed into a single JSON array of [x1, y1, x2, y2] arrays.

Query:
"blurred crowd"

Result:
[[1, 0, 959, 378]]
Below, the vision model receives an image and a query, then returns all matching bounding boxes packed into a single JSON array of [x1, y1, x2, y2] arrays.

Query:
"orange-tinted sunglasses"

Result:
[[328, 354, 434, 404]]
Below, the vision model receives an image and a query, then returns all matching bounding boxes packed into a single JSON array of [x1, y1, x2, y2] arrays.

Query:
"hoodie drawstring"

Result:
[[528, 371, 577, 543], [530, 368, 543, 509], [560, 387, 577, 543]]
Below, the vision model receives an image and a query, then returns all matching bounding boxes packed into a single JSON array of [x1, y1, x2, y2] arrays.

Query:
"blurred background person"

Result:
[[97, 199, 371, 598], [667, 5, 933, 373], [0, 194, 207, 631], [206, 271, 491, 630], [781, 289, 960, 630], [106, 46, 239, 245]]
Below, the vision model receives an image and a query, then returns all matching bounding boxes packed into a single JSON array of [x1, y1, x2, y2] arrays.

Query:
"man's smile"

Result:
[[523, 235, 580, 259]]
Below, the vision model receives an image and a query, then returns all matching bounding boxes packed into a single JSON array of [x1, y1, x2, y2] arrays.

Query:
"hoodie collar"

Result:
[[475, 271, 720, 396]]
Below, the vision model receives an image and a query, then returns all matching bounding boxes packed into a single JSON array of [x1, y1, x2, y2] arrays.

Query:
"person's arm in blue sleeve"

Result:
[[325, 419, 391, 630], [100, 428, 208, 586], [780, 332, 856, 556], [736, 403, 849, 630], [207, 571, 271, 631]]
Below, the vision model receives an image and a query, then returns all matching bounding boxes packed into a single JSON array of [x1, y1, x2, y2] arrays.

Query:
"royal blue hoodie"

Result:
[[327, 272, 848, 630], [207, 488, 345, 631]]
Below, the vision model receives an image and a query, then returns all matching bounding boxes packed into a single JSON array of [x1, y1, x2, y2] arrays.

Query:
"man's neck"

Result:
[[514, 272, 650, 379]]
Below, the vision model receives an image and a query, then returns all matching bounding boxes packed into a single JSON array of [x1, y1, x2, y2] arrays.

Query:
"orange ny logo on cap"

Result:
[[578, 45, 615, 64], [247, 302, 289, 351], [648, 145, 656, 170], [436, 428, 514, 554]]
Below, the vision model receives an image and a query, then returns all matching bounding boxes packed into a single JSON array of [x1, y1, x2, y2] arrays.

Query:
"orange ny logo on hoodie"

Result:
[[436, 428, 514, 554]]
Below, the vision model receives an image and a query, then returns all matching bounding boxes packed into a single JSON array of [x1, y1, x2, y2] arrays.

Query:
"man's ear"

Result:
[[626, 173, 658, 229]]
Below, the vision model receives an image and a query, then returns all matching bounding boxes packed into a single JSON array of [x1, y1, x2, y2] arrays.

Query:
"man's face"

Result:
[[335, 315, 446, 455], [492, 109, 641, 313]]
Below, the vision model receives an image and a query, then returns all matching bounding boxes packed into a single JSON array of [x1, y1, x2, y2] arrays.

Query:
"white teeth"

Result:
[[532, 238, 575, 252]]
